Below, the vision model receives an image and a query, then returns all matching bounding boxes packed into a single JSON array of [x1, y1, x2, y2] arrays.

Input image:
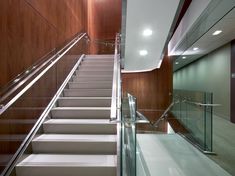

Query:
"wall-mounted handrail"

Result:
[[0, 33, 87, 116], [110, 33, 121, 120], [184, 100, 221, 107], [153, 101, 177, 127], [136, 111, 150, 123], [1, 54, 85, 176], [0, 48, 56, 96]]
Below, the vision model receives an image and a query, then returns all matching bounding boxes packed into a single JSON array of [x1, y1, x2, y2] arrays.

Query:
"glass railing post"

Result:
[[172, 89, 215, 153]]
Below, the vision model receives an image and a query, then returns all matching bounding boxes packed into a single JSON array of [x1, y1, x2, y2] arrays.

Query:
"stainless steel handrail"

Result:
[[184, 100, 221, 107], [0, 48, 55, 96], [0, 33, 84, 101], [153, 101, 177, 127], [2, 54, 85, 176], [110, 34, 120, 120], [0, 33, 86, 116], [136, 111, 150, 123]]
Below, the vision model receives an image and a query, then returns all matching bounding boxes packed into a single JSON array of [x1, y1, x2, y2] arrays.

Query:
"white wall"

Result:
[[173, 43, 231, 120]]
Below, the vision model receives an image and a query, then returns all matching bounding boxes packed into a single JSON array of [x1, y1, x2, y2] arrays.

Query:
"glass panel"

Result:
[[122, 94, 136, 176], [172, 89, 213, 152], [0, 37, 87, 174]]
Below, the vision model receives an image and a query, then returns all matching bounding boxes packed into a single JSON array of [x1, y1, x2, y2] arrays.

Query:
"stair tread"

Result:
[[85, 54, 114, 57], [44, 119, 114, 124], [64, 88, 112, 91], [58, 97, 111, 100], [52, 107, 110, 110], [17, 154, 117, 167], [33, 134, 116, 142], [74, 75, 112, 77], [69, 81, 112, 84]]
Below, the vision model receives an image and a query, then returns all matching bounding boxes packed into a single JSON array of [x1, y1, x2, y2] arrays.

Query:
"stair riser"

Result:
[[43, 124, 116, 134], [76, 71, 113, 76], [57, 99, 111, 107], [84, 59, 114, 62], [63, 89, 112, 97], [81, 62, 113, 67], [51, 109, 110, 119], [78, 67, 113, 71], [72, 76, 113, 81], [16, 167, 116, 176], [83, 60, 114, 63], [32, 142, 116, 154], [85, 55, 113, 57], [68, 82, 112, 89]]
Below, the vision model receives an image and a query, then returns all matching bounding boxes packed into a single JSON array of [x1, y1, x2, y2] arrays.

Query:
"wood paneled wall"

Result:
[[122, 54, 173, 122], [87, 0, 121, 54], [0, 0, 87, 88], [231, 40, 235, 123]]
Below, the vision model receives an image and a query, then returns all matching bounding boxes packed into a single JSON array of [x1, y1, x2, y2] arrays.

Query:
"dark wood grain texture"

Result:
[[122, 54, 173, 116], [0, 1, 87, 173], [87, 0, 121, 54], [0, 0, 87, 88]]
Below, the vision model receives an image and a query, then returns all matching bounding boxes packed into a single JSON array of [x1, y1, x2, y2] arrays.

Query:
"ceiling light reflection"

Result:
[[143, 29, 153, 36], [212, 30, 222, 36], [139, 50, 148, 56]]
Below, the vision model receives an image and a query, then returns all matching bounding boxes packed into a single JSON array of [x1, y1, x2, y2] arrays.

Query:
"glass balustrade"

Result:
[[172, 89, 213, 152], [121, 94, 137, 176], [121, 91, 214, 176]]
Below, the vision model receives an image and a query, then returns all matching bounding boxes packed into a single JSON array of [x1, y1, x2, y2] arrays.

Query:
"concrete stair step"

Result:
[[81, 62, 113, 66], [57, 97, 111, 107], [68, 82, 112, 89], [43, 119, 117, 134], [32, 134, 116, 154], [85, 54, 114, 59], [63, 89, 112, 97], [16, 154, 116, 176], [50, 107, 110, 119], [82, 58, 114, 64], [76, 70, 113, 76], [78, 66, 114, 71], [72, 75, 113, 81]]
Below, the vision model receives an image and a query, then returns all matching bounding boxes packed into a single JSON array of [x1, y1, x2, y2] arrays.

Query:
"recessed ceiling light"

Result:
[[143, 29, 153, 36], [175, 62, 179, 65], [182, 56, 186, 59], [212, 30, 222, 36], [193, 47, 199, 51], [139, 50, 148, 56]]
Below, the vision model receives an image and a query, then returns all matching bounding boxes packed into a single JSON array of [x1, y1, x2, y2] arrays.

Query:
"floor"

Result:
[[137, 134, 231, 176], [208, 115, 235, 176]]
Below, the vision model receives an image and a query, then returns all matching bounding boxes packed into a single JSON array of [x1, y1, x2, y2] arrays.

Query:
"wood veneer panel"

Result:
[[0, 0, 57, 88], [26, 0, 86, 47], [0, 0, 87, 88], [122, 54, 173, 112], [87, 0, 121, 54]]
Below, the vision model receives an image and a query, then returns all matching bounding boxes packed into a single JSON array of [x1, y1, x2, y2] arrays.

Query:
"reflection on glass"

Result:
[[172, 89, 213, 152], [122, 94, 136, 176]]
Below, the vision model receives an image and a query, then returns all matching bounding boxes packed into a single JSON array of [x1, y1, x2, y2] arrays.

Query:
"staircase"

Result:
[[15, 55, 117, 176]]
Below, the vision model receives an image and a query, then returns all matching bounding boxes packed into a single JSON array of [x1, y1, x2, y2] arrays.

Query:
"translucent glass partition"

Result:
[[122, 94, 137, 176], [172, 89, 213, 152], [0, 34, 88, 174]]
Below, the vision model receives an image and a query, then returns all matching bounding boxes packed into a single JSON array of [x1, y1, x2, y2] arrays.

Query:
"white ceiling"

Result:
[[123, 0, 181, 72], [173, 7, 235, 71]]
